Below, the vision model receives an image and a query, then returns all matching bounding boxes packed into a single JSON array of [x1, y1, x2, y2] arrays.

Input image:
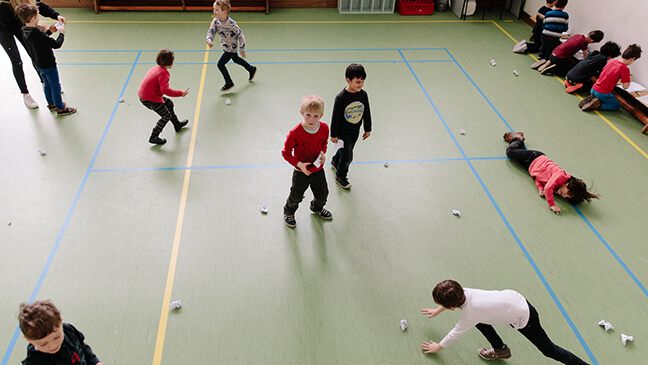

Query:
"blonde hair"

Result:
[[300, 95, 324, 115], [214, 0, 230, 12], [9, 0, 35, 13]]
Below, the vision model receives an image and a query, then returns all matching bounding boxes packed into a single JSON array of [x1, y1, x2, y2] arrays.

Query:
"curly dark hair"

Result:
[[432, 280, 466, 309]]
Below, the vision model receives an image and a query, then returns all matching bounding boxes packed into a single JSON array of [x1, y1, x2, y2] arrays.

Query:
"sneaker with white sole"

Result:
[[23, 93, 38, 109], [530, 59, 547, 69], [538, 62, 556, 74], [284, 214, 296, 228], [335, 176, 351, 189], [513, 40, 527, 53], [311, 207, 333, 220], [478, 346, 511, 360]]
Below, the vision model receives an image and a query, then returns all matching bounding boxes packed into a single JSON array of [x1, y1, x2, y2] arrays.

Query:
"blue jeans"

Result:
[[590, 88, 621, 111], [37, 66, 64, 109], [217, 51, 254, 85]]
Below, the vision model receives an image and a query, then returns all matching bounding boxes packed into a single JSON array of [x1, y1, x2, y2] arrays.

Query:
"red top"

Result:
[[528, 155, 571, 208], [552, 34, 588, 59], [137, 66, 183, 103], [592, 59, 631, 94], [281, 122, 329, 173]]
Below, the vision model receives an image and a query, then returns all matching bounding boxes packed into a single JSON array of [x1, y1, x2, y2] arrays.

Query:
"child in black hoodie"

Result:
[[16, 2, 75, 116]]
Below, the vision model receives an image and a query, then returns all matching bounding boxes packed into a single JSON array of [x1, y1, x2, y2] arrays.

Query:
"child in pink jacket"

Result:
[[504, 132, 598, 214]]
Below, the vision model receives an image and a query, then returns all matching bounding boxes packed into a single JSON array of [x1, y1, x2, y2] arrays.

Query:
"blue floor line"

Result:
[[57, 47, 449, 53], [573, 206, 648, 298], [0, 51, 142, 365], [89, 157, 508, 174], [399, 49, 597, 364]]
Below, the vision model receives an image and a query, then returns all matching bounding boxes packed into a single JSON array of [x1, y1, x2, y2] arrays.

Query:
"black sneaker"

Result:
[[149, 136, 167, 145], [220, 83, 234, 92], [249, 66, 257, 82], [330, 160, 338, 173], [311, 207, 332, 220], [174, 119, 189, 132], [284, 214, 296, 228], [335, 176, 351, 189]]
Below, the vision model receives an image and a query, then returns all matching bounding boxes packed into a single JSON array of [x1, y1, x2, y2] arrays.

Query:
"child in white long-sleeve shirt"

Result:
[[206, 0, 257, 92], [420, 280, 590, 364]]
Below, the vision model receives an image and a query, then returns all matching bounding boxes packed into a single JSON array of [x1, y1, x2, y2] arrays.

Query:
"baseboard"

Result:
[[44, 0, 337, 8]]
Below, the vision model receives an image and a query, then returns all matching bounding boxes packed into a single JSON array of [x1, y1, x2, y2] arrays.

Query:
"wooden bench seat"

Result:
[[92, 0, 269, 14]]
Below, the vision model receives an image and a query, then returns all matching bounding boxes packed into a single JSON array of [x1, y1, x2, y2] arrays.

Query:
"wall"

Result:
[[523, 0, 648, 87]]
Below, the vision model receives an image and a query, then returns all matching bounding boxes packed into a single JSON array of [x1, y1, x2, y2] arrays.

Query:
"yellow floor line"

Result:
[[496, 25, 648, 159], [151, 46, 210, 365]]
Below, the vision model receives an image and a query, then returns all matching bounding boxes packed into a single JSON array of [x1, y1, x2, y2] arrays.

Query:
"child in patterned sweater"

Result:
[[206, 0, 257, 92]]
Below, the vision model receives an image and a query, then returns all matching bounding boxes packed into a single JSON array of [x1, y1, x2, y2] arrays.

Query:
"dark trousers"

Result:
[[217, 51, 254, 85], [476, 302, 589, 365], [526, 30, 543, 53], [332, 130, 359, 179], [284, 169, 329, 216], [540, 35, 561, 60], [0, 29, 42, 94], [506, 139, 545, 170], [549, 54, 578, 77], [140, 97, 180, 133]]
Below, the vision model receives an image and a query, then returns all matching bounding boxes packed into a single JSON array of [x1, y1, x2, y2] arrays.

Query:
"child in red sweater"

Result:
[[137, 49, 189, 145], [282, 95, 332, 228], [504, 132, 598, 214], [581, 44, 642, 112]]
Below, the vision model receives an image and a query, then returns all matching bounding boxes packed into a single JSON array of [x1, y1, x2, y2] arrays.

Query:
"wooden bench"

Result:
[[92, 0, 269, 14], [613, 86, 648, 134]]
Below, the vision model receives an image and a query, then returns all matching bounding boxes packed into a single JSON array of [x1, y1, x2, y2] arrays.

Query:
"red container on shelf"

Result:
[[397, 0, 435, 15]]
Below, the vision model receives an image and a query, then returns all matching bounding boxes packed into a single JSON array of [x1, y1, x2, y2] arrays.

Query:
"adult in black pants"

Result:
[[0, 0, 65, 109]]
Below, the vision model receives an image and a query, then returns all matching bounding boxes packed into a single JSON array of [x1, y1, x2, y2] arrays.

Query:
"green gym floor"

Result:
[[2, 7, 648, 365]]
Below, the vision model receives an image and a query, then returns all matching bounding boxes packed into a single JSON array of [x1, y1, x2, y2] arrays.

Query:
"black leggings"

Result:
[[505, 139, 545, 170], [0, 29, 41, 94], [476, 302, 589, 365]]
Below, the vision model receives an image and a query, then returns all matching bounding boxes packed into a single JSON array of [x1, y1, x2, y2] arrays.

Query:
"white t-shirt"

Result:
[[439, 288, 530, 349]]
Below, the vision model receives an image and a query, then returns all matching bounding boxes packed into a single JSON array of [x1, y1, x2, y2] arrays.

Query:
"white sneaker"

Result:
[[23, 93, 39, 109], [513, 40, 527, 53]]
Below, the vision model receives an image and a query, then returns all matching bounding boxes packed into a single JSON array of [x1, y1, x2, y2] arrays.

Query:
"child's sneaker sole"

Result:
[[530, 59, 547, 69]]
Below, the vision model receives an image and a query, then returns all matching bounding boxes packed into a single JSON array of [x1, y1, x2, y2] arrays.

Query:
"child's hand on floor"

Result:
[[539, 190, 545, 197], [551, 206, 561, 214]]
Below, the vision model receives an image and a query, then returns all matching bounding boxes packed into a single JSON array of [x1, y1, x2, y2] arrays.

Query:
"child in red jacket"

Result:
[[282, 95, 332, 228], [137, 49, 189, 145]]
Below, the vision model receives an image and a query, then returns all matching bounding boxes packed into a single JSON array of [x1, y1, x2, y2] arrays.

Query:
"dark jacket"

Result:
[[22, 24, 63, 69], [0, 1, 59, 35]]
